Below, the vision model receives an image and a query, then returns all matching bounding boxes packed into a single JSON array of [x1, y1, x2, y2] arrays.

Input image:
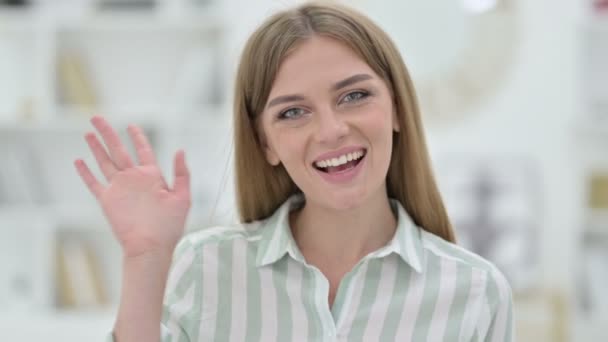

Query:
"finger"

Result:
[[74, 159, 105, 199], [85, 132, 119, 182], [127, 124, 157, 165], [172, 150, 191, 196], [91, 115, 134, 170]]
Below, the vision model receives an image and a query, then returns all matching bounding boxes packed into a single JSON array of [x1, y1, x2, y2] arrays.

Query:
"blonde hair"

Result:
[[233, 1, 455, 242]]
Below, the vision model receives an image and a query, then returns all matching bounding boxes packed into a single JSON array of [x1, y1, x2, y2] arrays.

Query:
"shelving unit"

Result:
[[0, 1, 232, 340], [572, 4, 608, 341]]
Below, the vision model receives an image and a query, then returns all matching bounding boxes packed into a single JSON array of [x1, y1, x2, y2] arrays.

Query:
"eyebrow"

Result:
[[266, 73, 374, 109]]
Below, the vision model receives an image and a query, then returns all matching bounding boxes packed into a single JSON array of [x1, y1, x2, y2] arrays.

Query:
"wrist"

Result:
[[122, 247, 175, 269], [121, 235, 178, 260]]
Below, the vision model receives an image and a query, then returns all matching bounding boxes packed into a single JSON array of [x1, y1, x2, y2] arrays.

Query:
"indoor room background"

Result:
[[0, 0, 606, 341]]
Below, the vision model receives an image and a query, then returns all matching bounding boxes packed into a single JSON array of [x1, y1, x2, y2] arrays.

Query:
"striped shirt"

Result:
[[108, 194, 513, 341]]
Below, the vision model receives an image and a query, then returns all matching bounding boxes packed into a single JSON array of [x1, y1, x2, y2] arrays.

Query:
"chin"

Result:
[[323, 188, 368, 211]]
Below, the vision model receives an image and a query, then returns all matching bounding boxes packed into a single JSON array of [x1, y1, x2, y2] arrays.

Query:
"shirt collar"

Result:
[[255, 193, 307, 267], [255, 194, 425, 273]]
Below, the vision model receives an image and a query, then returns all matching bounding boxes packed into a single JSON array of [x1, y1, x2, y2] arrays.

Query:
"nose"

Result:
[[314, 107, 349, 144]]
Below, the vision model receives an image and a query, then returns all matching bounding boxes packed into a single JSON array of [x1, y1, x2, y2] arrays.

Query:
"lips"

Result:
[[313, 148, 367, 183]]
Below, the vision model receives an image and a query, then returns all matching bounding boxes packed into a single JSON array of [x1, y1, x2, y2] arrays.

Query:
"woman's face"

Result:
[[260, 35, 399, 210]]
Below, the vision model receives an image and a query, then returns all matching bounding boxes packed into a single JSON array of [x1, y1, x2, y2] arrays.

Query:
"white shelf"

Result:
[[573, 314, 608, 342], [584, 209, 608, 238], [57, 11, 225, 33], [0, 0, 230, 321], [0, 103, 227, 131], [0, 11, 37, 34], [585, 15, 608, 32], [1, 310, 116, 342]]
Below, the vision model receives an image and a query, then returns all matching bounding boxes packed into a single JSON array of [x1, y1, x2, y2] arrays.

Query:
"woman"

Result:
[[76, 2, 513, 341]]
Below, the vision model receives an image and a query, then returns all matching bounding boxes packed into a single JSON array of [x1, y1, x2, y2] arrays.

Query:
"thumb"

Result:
[[172, 150, 190, 195]]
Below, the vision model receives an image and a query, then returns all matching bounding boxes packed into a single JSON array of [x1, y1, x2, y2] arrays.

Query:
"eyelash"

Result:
[[277, 90, 370, 120]]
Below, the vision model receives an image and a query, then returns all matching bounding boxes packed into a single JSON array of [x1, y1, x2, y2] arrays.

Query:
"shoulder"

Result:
[[419, 229, 512, 305], [173, 220, 267, 257], [165, 220, 268, 284]]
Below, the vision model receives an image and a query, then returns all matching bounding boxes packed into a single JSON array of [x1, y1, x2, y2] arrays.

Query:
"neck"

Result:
[[290, 191, 398, 268]]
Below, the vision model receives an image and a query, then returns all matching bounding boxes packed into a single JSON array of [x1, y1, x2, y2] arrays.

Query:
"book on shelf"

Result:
[[55, 234, 108, 309], [57, 48, 98, 113], [589, 171, 608, 210]]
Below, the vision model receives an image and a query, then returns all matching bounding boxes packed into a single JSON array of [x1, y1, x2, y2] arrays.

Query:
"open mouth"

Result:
[[313, 149, 367, 174]]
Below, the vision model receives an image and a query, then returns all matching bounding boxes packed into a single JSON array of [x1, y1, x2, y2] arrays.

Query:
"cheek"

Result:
[[362, 109, 394, 139], [271, 130, 305, 162]]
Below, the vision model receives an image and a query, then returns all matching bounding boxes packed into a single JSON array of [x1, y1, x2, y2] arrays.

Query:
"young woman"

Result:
[[76, 2, 513, 341]]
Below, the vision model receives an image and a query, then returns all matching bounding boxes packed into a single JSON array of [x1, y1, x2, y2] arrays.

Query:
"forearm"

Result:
[[113, 250, 173, 342]]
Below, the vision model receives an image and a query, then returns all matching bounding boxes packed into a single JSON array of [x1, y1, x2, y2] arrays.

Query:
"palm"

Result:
[[74, 116, 191, 257]]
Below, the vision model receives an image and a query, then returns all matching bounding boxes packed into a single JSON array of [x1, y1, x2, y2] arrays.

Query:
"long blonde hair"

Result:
[[233, 1, 455, 243]]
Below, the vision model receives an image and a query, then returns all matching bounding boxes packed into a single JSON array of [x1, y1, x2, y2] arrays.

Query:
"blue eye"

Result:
[[341, 90, 369, 103], [278, 107, 306, 120]]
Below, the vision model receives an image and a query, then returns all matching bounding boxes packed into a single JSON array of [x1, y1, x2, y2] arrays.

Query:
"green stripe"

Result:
[[214, 240, 234, 342], [505, 298, 513, 341], [330, 264, 359, 323], [273, 259, 293, 341], [346, 259, 383, 341], [379, 259, 413, 341], [245, 243, 262, 342], [302, 267, 322, 340], [147, 196, 514, 342], [486, 270, 503, 341], [161, 242, 199, 341], [183, 250, 204, 341], [411, 255, 442, 341], [443, 262, 472, 340]]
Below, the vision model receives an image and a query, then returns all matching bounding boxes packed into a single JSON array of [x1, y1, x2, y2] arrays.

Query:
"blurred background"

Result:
[[0, 0, 606, 341]]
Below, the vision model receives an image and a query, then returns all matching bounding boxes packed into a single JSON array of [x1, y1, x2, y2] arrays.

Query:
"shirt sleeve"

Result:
[[479, 267, 514, 342], [106, 237, 204, 342]]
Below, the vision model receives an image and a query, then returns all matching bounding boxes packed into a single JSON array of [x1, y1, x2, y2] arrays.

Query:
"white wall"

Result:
[[221, 0, 587, 292], [221, 3, 608, 339]]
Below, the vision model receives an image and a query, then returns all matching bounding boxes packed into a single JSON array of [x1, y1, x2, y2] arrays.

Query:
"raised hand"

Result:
[[74, 115, 191, 258]]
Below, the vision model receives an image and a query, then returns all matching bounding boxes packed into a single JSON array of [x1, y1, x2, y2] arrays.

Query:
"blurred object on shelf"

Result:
[[159, 0, 215, 17], [0, 132, 48, 204], [0, 0, 29, 6], [436, 155, 541, 292], [588, 171, 608, 210], [0, 0, 30, 7], [17, 96, 36, 122], [581, 17, 608, 132], [96, 0, 156, 11], [187, 0, 212, 7], [515, 288, 570, 342], [0, 214, 50, 313], [577, 231, 608, 317], [55, 230, 109, 309], [56, 48, 98, 113], [0, 218, 34, 310]]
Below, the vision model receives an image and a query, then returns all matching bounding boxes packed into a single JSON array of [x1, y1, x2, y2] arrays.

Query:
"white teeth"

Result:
[[314, 150, 365, 168]]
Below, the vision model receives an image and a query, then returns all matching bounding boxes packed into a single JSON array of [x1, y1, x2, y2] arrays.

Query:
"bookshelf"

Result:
[[572, 4, 608, 341], [0, 1, 232, 340]]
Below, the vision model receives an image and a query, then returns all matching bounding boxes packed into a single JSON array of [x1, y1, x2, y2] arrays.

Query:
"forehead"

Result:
[[269, 35, 376, 94]]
